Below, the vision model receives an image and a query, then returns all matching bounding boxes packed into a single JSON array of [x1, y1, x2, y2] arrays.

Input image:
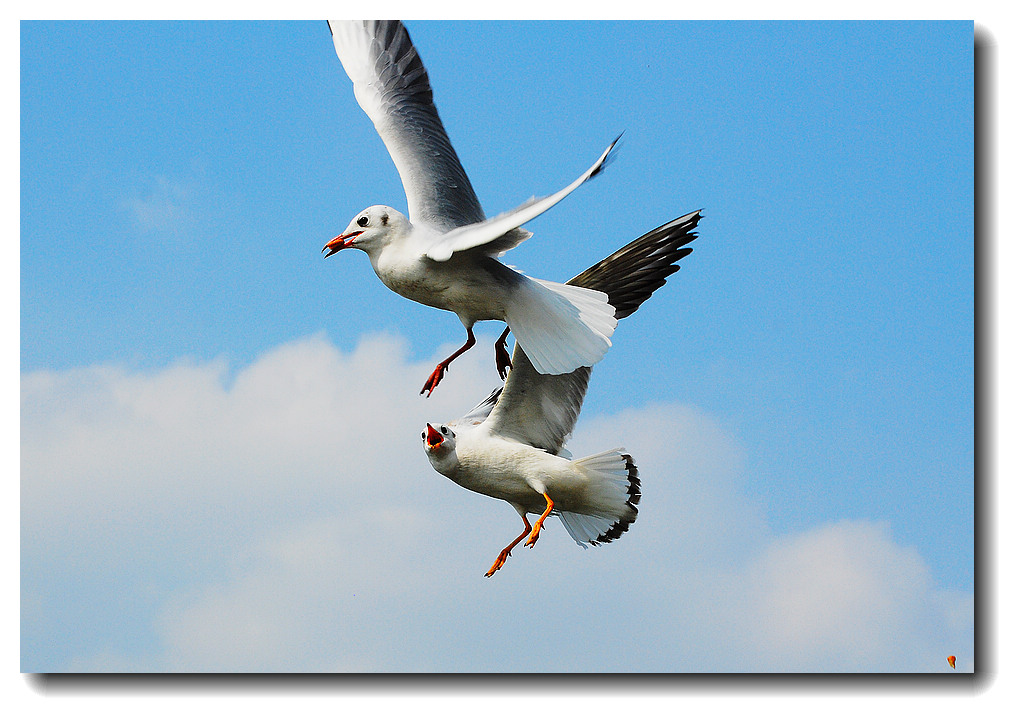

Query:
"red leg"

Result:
[[485, 512, 532, 577], [421, 328, 476, 397], [524, 493, 555, 548], [494, 326, 512, 380]]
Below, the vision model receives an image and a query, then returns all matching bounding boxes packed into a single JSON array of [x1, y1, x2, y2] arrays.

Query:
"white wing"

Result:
[[328, 20, 485, 233], [424, 136, 620, 262]]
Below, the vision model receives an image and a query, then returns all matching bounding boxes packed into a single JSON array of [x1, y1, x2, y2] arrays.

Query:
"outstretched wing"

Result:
[[569, 210, 701, 320], [423, 136, 620, 262], [479, 210, 703, 454], [328, 20, 485, 233]]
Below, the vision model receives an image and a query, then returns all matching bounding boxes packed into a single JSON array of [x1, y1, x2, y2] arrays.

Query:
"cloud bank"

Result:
[[21, 333, 973, 672]]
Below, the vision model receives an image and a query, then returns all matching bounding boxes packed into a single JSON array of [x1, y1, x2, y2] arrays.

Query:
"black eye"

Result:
[[421, 431, 426, 440], [439, 426, 450, 435], [357, 216, 369, 227]]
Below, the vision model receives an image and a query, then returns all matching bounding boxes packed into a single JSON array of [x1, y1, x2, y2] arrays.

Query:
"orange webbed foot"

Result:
[[524, 493, 555, 549]]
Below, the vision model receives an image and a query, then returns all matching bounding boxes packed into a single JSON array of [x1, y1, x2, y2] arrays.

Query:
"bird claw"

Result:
[[496, 351, 512, 381], [524, 495, 554, 549], [524, 523, 544, 549], [485, 550, 510, 577], [495, 333, 512, 380], [420, 364, 447, 396]]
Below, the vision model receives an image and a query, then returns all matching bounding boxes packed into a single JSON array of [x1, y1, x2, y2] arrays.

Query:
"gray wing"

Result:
[[457, 386, 503, 426], [477, 364, 592, 456], [479, 210, 703, 454], [328, 20, 485, 233]]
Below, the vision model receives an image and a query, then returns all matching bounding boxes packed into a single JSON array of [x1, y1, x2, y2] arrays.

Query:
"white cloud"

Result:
[[569, 400, 764, 564], [21, 333, 487, 527], [21, 333, 973, 672], [702, 520, 973, 672], [152, 515, 416, 672]]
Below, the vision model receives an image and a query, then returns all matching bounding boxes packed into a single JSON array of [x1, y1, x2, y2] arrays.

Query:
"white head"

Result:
[[322, 205, 411, 258], [421, 422, 458, 473]]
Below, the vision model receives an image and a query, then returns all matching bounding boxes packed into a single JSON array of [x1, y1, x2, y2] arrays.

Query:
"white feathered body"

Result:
[[425, 421, 640, 546], [361, 221, 617, 375], [367, 236, 517, 325]]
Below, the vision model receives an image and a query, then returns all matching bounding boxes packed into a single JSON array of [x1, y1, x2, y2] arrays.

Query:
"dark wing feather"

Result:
[[569, 210, 701, 320]]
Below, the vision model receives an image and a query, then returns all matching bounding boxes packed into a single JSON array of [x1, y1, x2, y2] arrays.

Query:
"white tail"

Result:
[[505, 277, 617, 375], [558, 449, 641, 547]]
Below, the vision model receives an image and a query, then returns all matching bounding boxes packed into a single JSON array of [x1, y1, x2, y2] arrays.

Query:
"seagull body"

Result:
[[423, 211, 702, 576], [324, 20, 620, 394], [330, 203, 614, 373], [429, 428, 608, 515]]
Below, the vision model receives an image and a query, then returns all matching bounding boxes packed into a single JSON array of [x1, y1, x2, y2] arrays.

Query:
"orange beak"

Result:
[[425, 424, 445, 449], [322, 230, 363, 257]]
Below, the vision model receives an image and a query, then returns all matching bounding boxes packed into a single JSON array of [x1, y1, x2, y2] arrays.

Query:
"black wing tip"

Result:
[[593, 453, 642, 545], [586, 132, 626, 180], [665, 208, 703, 231], [566, 208, 703, 317]]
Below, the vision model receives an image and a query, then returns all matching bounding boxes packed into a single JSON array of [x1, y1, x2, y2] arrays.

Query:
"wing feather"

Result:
[[569, 210, 702, 320], [477, 210, 703, 453], [328, 20, 485, 233], [425, 136, 620, 262]]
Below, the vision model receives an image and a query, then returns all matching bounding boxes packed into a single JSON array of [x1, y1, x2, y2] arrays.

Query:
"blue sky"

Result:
[[20, 19, 974, 675]]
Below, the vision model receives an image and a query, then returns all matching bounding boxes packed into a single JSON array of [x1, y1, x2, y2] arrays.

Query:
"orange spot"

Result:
[[947, 655, 956, 669]]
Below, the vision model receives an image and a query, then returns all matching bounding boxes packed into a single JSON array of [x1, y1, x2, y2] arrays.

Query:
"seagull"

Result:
[[323, 20, 621, 396], [422, 210, 702, 576]]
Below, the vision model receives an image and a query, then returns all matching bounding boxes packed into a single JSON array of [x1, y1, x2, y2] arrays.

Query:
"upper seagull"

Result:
[[323, 20, 620, 396], [423, 210, 702, 576]]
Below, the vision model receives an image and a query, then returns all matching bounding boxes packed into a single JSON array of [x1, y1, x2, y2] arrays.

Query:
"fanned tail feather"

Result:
[[506, 277, 617, 375], [558, 449, 641, 547]]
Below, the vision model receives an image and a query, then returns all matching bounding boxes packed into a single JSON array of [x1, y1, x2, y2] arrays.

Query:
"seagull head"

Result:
[[323, 205, 410, 258], [421, 422, 457, 460]]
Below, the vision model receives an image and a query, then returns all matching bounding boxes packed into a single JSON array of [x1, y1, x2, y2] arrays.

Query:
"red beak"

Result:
[[425, 424, 445, 449], [322, 230, 363, 257]]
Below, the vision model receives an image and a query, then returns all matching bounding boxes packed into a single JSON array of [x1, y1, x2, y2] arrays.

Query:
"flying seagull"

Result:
[[422, 210, 702, 576], [323, 20, 621, 396]]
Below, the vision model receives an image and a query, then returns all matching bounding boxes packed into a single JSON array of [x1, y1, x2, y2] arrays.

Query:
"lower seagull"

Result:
[[421, 210, 702, 576]]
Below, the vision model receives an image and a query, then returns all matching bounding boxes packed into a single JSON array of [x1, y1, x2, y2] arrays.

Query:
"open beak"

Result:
[[425, 424, 445, 449], [322, 230, 363, 258]]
